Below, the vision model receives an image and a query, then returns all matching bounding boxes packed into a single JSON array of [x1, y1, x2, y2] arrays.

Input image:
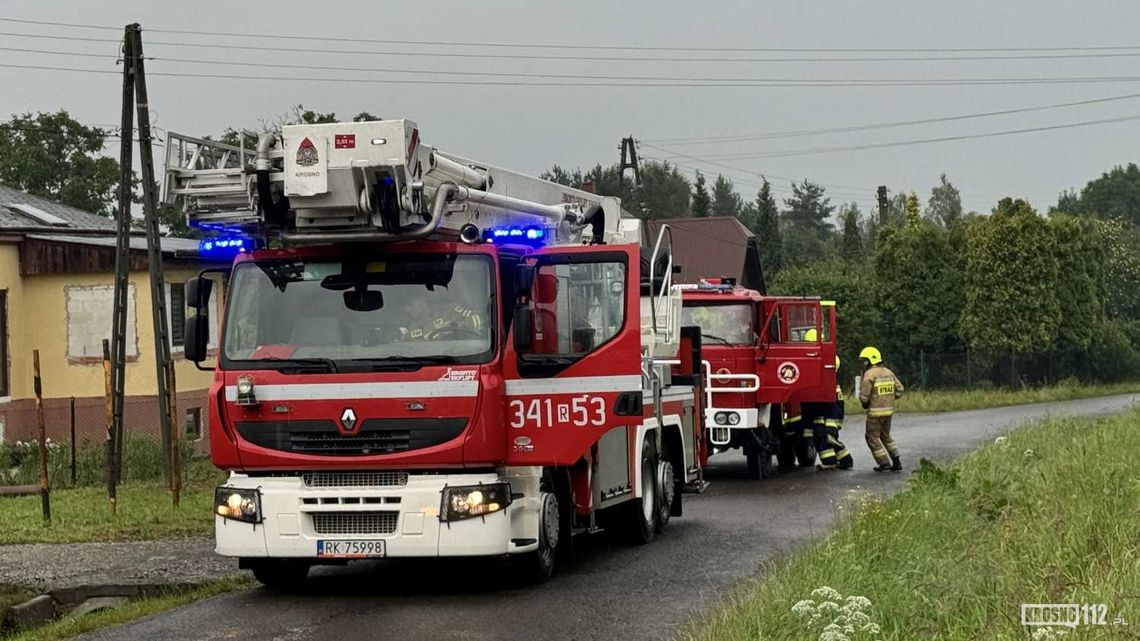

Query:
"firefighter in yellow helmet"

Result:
[[814, 355, 854, 470], [858, 346, 905, 472]]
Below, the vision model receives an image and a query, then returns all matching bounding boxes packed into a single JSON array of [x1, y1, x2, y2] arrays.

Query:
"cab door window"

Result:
[[527, 260, 626, 357]]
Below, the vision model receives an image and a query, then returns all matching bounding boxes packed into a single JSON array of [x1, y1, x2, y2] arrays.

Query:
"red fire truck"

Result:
[[680, 279, 837, 478], [163, 120, 705, 586]]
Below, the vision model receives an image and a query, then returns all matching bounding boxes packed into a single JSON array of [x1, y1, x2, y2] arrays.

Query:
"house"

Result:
[[645, 216, 766, 292], [0, 183, 223, 448]]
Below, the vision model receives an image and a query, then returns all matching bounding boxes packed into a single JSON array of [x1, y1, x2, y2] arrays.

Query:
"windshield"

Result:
[[682, 303, 754, 345], [223, 254, 494, 368]]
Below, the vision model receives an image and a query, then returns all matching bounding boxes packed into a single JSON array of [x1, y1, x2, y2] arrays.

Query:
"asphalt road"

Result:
[[80, 394, 1138, 641]]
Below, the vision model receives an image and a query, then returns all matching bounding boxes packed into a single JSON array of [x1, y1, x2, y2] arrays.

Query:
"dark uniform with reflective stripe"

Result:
[[814, 385, 853, 469], [407, 305, 484, 340]]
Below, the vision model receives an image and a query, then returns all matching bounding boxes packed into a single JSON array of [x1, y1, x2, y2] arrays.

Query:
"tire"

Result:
[[250, 559, 309, 591], [746, 448, 772, 479], [655, 452, 678, 533], [518, 491, 561, 581], [795, 439, 817, 467], [776, 435, 797, 468], [625, 438, 658, 545]]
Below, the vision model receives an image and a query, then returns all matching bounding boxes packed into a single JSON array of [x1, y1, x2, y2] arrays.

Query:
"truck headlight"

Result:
[[215, 487, 262, 524], [235, 374, 257, 406], [727, 412, 741, 425], [714, 411, 728, 425], [441, 483, 512, 522]]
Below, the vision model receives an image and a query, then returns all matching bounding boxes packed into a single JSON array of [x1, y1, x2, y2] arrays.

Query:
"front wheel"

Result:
[[250, 559, 309, 591], [795, 439, 817, 467], [746, 448, 772, 479], [624, 438, 658, 545], [517, 491, 561, 581]]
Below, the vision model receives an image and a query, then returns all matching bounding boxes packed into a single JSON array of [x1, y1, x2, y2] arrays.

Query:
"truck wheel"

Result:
[[655, 455, 676, 533], [795, 439, 817, 467], [777, 436, 797, 468], [626, 438, 658, 545], [746, 448, 772, 479], [519, 491, 561, 581], [250, 559, 309, 591]]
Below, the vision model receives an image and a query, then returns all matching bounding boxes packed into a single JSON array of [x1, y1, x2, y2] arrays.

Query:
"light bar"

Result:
[[199, 236, 252, 259], [483, 225, 548, 246]]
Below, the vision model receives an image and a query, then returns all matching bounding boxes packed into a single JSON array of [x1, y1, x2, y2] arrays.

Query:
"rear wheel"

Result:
[[655, 454, 676, 533], [250, 559, 309, 591], [625, 438, 658, 545], [795, 439, 817, 467]]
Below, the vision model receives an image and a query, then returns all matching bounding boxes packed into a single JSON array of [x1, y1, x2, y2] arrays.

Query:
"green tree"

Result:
[[1054, 163, 1140, 224], [905, 192, 921, 227], [839, 204, 863, 262], [874, 220, 964, 382], [782, 180, 834, 266], [692, 172, 711, 217], [960, 198, 1061, 358], [352, 111, 382, 122], [0, 111, 120, 216], [925, 173, 963, 226], [635, 161, 691, 218], [1095, 217, 1140, 320], [711, 174, 742, 218], [752, 178, 783, 276], [1049, 213, 1104, 355]]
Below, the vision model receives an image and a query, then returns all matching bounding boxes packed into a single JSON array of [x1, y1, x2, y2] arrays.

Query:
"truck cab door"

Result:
[[503, 245, 643, 466], [756, 299, 836, 405]]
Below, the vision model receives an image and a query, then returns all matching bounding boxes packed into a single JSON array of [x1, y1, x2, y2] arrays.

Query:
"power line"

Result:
[[642, 92, 1140, 145], [640, 144, 873, 194], [10, 60, 1140, 89], [8, 29, 1140, 65], [661, 113, 1140, 160], [21, 46, 1140, 86], [4, 17, 1140, 54]]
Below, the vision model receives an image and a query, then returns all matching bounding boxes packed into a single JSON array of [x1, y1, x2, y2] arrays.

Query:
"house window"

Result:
[[0, 290, 8, 397], [184, 407, 202, 441], [169, 283, 186, 347], [66, 284, 138, 361]]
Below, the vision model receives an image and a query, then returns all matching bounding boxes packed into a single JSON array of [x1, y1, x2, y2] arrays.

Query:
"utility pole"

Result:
[[876, 185, 889, 225], [619, 136, 641, 185], [112, 23, 177, 490]]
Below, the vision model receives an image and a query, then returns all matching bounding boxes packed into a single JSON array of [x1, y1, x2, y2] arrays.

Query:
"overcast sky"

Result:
[[3, 0, 1140, 216]]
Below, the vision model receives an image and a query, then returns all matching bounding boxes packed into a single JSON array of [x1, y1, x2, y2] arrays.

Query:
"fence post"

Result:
[[69, 396, 76, 485], [32, 350, 51, 525], [102, 339, 117, 514], [169, 362, 180, 508], [920, 351, 928, 389], [966, 350, 972, 388]]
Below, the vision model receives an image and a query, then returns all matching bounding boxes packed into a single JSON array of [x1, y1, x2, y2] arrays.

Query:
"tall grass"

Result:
[[0, 436, 216, 489], [684, 411, 1140, 640], [844, 379, 1140, 415]]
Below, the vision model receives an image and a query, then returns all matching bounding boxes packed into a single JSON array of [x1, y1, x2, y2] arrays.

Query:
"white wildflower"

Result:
[[844, 595, 872, 611], [994, 436, 1007, 445], [861, 622, 881, 634], [1024, 448, 1035, 458], [811, 586, 842, 602], [792, 599, 816, 616]]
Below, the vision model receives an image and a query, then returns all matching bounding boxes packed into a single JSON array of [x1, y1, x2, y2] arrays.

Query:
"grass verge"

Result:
[[685, 410, 1140, 641], [844, 379, 1140, 415], [0, 585, 34, 614], [3, 578, 252, 641], [0, 481, 217, 545]]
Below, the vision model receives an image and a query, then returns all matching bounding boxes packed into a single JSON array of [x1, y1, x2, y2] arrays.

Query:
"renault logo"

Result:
[[339, 408, 358, 433]]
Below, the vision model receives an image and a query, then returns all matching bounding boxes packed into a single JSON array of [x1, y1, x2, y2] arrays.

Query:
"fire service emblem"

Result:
[[777, 362, 800, 385], [296, 137, 319, 166]]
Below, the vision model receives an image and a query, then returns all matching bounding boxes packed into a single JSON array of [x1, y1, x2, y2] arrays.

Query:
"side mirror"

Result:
[[512, 304, 533, 352], [344, 289, 384, 312], [515, 265, 536, 298], [184, 314, 210, 362], [186, 277, 213, 310]]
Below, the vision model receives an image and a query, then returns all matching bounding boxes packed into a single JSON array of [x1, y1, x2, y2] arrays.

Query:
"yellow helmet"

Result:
[[835, 355, 841, 369], [804, 328, 818, 342], [859, 346, 882, 365]]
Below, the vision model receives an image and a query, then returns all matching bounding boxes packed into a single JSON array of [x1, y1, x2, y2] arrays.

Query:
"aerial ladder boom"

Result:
[[162, 119, 627, 246]]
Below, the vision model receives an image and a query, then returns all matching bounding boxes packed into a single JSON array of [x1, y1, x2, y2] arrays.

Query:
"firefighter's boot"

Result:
[[873, 462, 892, 473], [890, 455, 903, 472]]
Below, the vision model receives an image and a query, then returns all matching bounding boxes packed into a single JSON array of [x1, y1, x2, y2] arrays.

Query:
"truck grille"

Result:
[[235, 419, 466, 457], [311, 511, 399, 535], [302, 472, 408, 488]]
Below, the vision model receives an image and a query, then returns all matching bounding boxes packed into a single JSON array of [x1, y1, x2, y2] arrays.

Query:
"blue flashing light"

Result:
[[199, 235, 252, 258], [485, 225, 548, 246]]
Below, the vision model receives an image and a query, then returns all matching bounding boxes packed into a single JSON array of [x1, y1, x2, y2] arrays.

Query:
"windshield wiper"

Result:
[[255, 357, 339, 373], [350, 355, 459, 371], [701, 333, 731, 345]]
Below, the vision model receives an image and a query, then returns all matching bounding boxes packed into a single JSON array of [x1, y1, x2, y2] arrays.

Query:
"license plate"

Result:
[[316, 539, 386, 558]]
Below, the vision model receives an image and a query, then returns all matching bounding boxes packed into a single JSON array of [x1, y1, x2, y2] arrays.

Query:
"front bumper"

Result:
[[215, 470, 542, 559]]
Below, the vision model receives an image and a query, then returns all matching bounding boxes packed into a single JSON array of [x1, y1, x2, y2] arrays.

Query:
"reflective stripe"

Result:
[[224, 380, 478, 401], [868, 408, 894, 417], [813, 417, 826, 425], [824, 419, 841, 428], [801, 428, 814, 438], [836, 449, 850, 458], [505, 374, 641, 396], [784, 415, 801, 424], [819, 450, 836, 459]]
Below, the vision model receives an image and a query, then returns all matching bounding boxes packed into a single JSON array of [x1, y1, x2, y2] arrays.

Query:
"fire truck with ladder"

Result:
[[679, 278, 837, 478], [163, 119, 707, 587]]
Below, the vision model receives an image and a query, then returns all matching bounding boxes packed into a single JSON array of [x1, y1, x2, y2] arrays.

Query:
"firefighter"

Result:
[[858, 346, 904, 472], [816, 356, 854, 470], [404, 296, 484, 341], [800, 327, 828, 467]]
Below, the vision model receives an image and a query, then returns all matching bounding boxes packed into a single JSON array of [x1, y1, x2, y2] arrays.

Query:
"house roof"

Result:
[[0, 183, 117, 233], [24, 234, 201, 255], [646, 216, 760, 287]]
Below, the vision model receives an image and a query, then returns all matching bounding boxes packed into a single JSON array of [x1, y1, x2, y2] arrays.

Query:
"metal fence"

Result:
[[892, 351, 1064, 390]]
